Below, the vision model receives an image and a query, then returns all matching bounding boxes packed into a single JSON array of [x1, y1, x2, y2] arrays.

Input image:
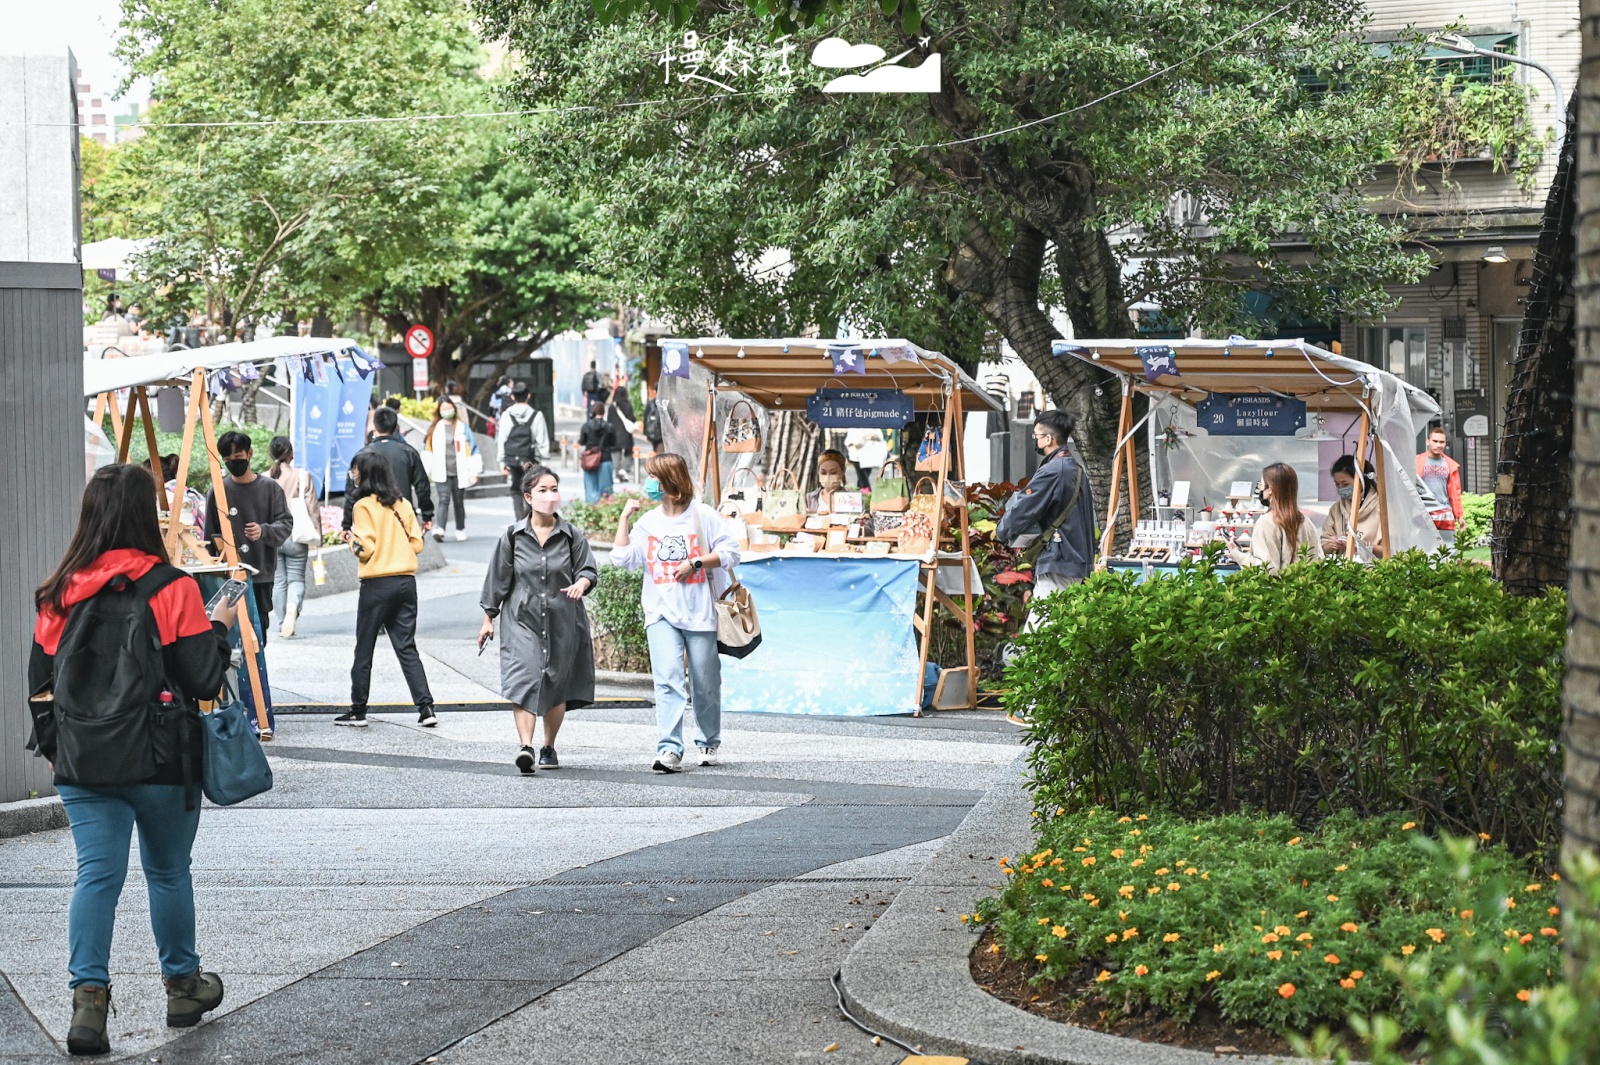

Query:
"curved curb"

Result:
[[837, 761, 1296, 1065], [0, 796, 66, 839]]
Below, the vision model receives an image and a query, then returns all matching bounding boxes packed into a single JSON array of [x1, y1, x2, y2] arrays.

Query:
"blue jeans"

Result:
[[646, 621, 721, 756], [583, 460, 615, 503], [272, 539, 310, 622], [57, 784, 202, 989]]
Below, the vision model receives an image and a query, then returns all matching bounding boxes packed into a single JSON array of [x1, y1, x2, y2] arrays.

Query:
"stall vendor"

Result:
[[1224, 462, 1322, 574], [1321, 454, 1385, 560], [805, 450, 861, 513]]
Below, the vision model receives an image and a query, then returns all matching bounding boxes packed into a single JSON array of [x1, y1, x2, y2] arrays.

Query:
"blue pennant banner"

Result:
[[1138, 344, 1179, 382], [829, 345, 867, 375], [660, 341, 691, 380]]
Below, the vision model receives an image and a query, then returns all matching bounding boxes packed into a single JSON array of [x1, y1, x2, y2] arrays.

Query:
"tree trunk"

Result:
[[1497, 94, 1578, 593], [763, 410, 823, 492], [1564, 0, 1600, 898]]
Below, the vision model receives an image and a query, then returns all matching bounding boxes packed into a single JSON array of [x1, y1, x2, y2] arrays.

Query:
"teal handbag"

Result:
[[200, 692, 273, 806]]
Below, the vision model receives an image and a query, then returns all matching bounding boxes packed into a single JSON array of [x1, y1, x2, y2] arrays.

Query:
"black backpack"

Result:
[[46, 566, 193, 787], [643, 399, 661, 443], [501, 408, 538, 466], [581, 370, 602, 395]]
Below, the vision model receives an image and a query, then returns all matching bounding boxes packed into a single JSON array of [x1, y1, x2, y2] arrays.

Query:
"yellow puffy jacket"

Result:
[[349, 496, 423, 579]]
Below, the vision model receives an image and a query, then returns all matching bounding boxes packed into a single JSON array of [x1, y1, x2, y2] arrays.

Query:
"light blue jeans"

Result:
[[583, 460, 615, 503], [645, 621, 721, 756], [57, 784, 202, 988], [272, 539, 310, 622]]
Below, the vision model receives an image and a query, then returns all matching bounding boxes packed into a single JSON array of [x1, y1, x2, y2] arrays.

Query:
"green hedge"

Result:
[[1455, 492, 1494, 551], [976, 809, 1562, 1036], [587, 566, 647, 672], [1006, 553, 1565, 858], [112, 422, 280, 491]]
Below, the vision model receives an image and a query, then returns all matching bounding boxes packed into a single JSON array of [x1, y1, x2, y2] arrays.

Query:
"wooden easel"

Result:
[[95, 368, 272, 735]]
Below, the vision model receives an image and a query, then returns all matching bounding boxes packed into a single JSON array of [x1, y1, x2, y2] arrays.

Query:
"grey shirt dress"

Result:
[[479, 518, 600, 713]]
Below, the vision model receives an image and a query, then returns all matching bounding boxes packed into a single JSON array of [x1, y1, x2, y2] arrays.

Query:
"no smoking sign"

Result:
[[404, 324, 434, 359]]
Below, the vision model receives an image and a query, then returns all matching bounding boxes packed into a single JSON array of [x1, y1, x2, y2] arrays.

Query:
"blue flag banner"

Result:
[[1138, 344, 1179, 381], [293, 358, 373, 495], [1051, 342, 1092, 358], [721, 556, 923, 716], [1194, 392, 1307, 436], [661, 342, 691, 380], [806, 387, 915, 429], [829, 345, 867, 375]]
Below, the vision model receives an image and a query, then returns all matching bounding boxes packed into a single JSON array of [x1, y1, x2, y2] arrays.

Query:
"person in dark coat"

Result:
[[342, 406, 434, 534], [605, 372, 637, 475], [997, 408, 1097, 629], [477, 465, 598, 774]]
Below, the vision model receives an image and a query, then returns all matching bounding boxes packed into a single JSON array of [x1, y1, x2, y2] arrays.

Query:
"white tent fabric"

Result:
[[79, 238, 153, 273], [83, 336, 365, 397]]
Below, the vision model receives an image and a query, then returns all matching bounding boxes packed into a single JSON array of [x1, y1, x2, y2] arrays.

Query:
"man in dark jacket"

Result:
[[996, 408, 1097, 629], [342, 406, 435, 534]]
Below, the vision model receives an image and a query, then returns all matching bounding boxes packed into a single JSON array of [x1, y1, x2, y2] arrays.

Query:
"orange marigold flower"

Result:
[[1335, 864, 1348, 871], [1288, 837, 1301, 846], [1426, 928, 1446, 943], [1037, 918, 1051, 926], [1147, 887, 1162, 896], [1340, 978, 1355, 989], [1137, 814, 1148, 821], [1340, 922, 1359, 933], [1163, 932, 1181, 943], [1350, 970, 1364, 980], [1121, 928, 1139, 940], [1052, 926, 1068, 938], [1279, 983, 1296, 999], [1035, 953, 1049, 962], [1134, 964, 1148, 976], [1072, 846, 1086, 853], [1262, 933, 1280, 943], [1401, 945, 1416, 955], [1110, 849, 1125, 859], [1402, 822, 1416, 830], [1275, 925, 1292, 935], [1167, 883, 1181, 892], [1296, 933, 1313, 942], [1506, 897, 1518, 909], [1520, 934, 1534, 945], [1206, 970, 1221, 981], [1119, 886, 1135, 898], [1550, 906, 1562, 916], [1324, 954, 1341, 965], [1327, 894, 1340, 902], [1517, 989, 1532, 1002], [1041, 879, 1054, 888], [1155, 868, 1170, 876], [1105, 933, 1118, 943], [1461, 910, 1474, 920], [1082, 857, 1096, 866], [1267, 950, 1283, 960], [1541, 927, 1559, 936], [1096, 969, 1113, 983], [1214, 943, 1225, 953], [1525, 884, 1542, 893], [1295, 911, 1309, 920], [1131, 859, 1145, 868], [1478, 832, 1492, 841]]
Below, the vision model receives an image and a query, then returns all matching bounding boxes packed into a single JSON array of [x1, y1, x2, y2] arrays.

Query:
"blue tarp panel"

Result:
[[722, 555, 922, 716]]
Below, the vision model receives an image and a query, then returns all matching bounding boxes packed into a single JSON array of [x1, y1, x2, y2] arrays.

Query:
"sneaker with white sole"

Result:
[[538, 746, 559, 769], [515, 746, 536, 775], [417, 706, 438, 728], [431, 529, 445, 543], [696, 746, 719, 766], [652, 750, 683, 773], [454, 530, 468, 542], [279, 604, 299, 639], [333, 711, 368, 728]]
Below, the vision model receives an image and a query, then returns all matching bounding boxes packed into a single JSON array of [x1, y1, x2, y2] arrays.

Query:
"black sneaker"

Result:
[[333, 711, 368, 728], [418, 706, 439, 728], [515, 746, 537, 775], [538, 746, 559, 769]]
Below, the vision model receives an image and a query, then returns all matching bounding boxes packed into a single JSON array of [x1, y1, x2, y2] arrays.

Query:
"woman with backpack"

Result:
[[339, 451, 437, 728], [478, 465, 598, 773], [28, 464, 236, 1055], [268, 436, 321, 638]]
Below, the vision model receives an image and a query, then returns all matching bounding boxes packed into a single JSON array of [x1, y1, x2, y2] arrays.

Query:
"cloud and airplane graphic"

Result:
[[810, 36, 941, 93]]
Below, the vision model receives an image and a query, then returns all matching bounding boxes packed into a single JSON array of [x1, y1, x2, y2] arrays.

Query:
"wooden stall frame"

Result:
[[94, 369, 272, 735]]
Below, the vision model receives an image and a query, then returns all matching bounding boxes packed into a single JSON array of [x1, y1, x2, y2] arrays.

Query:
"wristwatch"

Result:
[[691, 558, 704, 571]]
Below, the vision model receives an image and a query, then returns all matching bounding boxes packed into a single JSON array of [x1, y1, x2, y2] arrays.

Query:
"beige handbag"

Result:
[[720, 399, 762, 454], [723, 466, 761, 515], [762, 469, 805, 531], [691, 507, 762, 658]]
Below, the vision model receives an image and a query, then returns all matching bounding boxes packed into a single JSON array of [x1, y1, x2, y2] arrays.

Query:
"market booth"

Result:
[[654, 338, 1004, 715], [84, 337, 378, 734], [1049, 338, 1444, 573]]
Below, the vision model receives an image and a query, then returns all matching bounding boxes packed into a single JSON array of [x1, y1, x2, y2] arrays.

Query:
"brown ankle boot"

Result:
[[67, 984, 110, 1056], [164, 970, 224, 1028]]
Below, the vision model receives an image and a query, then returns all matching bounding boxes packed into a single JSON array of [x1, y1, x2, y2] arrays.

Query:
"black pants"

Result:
[[508, 465, 530, 521], [350, 575, 433, 713], [435, 477, 466, 531], [252, 583, 273, 646]]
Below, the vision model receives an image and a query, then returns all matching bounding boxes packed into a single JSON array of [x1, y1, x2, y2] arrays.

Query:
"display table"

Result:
[[722, 555, 924, 716]]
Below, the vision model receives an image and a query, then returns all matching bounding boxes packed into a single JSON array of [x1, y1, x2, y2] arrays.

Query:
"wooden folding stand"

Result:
[[95, 368, 272, 734]]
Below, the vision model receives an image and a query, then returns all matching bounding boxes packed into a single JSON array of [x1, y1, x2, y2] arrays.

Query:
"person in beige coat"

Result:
[[1320, 454, 1385, 560], [1225, 462, 1323, 574]]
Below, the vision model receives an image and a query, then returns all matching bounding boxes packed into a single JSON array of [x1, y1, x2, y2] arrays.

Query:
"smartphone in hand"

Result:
[[205, 578, 249, 614]]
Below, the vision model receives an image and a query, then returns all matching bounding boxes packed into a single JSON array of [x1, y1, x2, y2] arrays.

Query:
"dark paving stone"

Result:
[[0, 974, 56, 1058]]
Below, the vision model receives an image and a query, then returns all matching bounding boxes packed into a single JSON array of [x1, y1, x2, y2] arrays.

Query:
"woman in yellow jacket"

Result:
[[338, 451, 436, 728]]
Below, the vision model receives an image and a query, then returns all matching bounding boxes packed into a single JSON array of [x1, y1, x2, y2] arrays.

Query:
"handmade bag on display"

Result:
[[898, 510, 935, 554], [720, 399, 762, 454], [762, 469, 806, 531], [869, 459, 910, 513], [908, 477, 942, 519], [870, 511, 905, 535], [914, 427, 945, 472], [723, 466, 761, 515]]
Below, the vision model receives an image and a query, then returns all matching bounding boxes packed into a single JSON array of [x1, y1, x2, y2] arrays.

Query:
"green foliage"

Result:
[[472, 0, 1428, 350], [977, 810, 1564, 1038], [112, 422, 282, 491], [1007, 553, 1565, 858], [564, 494, 639, 539], [1455, 492, 1495, 551], [387, 394, 438, 423], [587, 565, 647, 671], [1296, 848, 1600, 1065], [1386, 69, 1550, 196]]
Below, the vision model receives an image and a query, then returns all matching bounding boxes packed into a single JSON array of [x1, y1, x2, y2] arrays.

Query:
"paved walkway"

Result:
[[0, 494, 1024, 1063]]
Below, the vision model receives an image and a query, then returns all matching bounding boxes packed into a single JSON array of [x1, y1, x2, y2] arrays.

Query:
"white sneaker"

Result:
[[431, 529, 445, 543], [697, 746, 719, 766], [454, 530, 468, 542], [279, 605, 298, 639], [652, 750, 683, 773]]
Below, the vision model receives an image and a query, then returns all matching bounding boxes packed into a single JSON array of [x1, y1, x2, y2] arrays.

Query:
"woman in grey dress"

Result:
[[477, 465, 598, 774]]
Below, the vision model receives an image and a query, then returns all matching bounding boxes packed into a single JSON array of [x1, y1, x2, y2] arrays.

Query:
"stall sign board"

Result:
[[412, 358, 429, 392], [1195, 393, 1307, 436], [405, 324, 435, 359], [806, 387, 915, 429], [1455, 390, 1490, 438]]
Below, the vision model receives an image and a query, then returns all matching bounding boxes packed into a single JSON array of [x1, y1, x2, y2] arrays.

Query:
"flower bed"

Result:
[[972, 809, 1559, 1036]]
